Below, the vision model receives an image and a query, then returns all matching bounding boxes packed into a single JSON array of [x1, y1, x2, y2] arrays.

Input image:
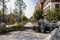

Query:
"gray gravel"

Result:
[[0, 29, 49, 40]]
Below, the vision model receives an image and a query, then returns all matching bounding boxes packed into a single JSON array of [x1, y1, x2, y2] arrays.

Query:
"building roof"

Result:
[[40, 0, 44, 2]]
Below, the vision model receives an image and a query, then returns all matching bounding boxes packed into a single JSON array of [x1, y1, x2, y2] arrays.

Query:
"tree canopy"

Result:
[[33, 9, 43, 20]]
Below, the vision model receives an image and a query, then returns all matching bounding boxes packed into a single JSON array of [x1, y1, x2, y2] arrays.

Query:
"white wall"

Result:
[[50, 2, 60, 10], [43, 2, 60, 12]]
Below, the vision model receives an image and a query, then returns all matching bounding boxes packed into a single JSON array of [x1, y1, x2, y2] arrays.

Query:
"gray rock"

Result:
[[44, 28, 60, 40], [0, 23, 6, 32]]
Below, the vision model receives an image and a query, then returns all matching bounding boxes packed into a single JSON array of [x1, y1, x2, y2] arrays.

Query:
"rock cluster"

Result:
[[44, 27, 60, 40]]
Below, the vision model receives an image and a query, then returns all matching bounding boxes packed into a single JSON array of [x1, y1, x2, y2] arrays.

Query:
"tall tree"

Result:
[[15, 0, 26, 22], [2, 0, 8, 22], [2, 0, 5, 21]]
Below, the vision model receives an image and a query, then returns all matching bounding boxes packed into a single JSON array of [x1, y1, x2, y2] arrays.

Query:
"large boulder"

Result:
[[38, 19, 59, 33], [57, 21, 60, 26], [44, 23, 60, 40], [44, 28, 60, 40]]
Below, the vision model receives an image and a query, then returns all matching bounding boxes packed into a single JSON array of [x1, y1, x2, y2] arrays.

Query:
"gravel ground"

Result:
[[0, 29, 49, 40]]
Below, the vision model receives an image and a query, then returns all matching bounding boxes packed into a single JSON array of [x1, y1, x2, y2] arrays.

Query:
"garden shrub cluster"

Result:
[[7, 23, 25, 32]]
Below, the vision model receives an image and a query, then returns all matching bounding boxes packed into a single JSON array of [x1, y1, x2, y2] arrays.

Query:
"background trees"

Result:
[[0, 0, 26, 24]]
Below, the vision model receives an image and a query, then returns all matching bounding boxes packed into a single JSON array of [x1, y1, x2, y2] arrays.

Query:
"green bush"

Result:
[[13, 24, 24, 28], [20, 22, 27, 25], [46, 9, 60, 21], [10, 24, 24, 31]]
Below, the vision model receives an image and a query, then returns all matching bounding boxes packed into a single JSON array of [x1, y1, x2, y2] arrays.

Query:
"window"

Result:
[[55, 4, 59, 8]]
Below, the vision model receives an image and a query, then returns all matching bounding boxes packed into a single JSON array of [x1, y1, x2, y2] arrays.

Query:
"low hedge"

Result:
[[8, 24, 25, 31], [13, 24, 24, 29]]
